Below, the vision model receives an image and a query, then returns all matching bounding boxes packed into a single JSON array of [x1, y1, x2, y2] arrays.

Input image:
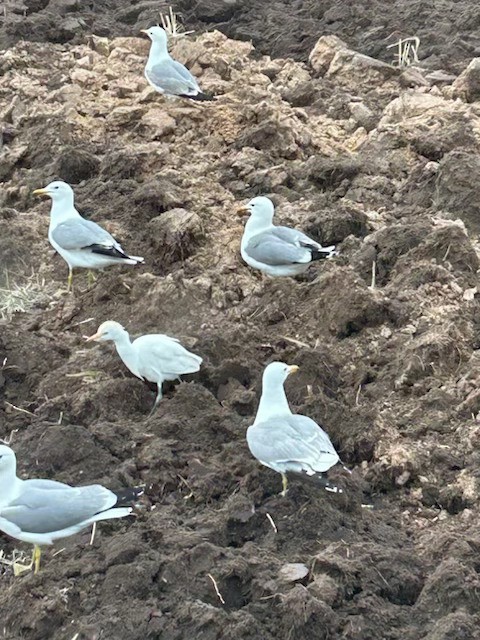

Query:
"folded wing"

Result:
[[52, 218, 133, 260], [0, 483, 118, 534], [247, 414, 339, 474], [146, 59, 200, 97]]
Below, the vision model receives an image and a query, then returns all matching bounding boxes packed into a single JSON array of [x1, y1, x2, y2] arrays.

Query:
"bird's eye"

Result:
[[54, 186, 59, 190]]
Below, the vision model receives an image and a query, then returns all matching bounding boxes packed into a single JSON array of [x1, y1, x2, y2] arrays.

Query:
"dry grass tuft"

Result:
[[0, 271, 50, 321], [159, 6, 195, 39]]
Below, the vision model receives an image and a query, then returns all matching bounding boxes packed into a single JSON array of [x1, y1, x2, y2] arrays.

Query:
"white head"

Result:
[[238, 196, 275, 224], [141, 26, 168, 51], [85, 320, 128, 343], [0, 445, 17, 476], [262, 361, 299, 388], [33, 180, 75, 204]]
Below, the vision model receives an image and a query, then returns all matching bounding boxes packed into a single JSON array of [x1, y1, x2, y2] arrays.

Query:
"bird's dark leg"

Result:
[[148, 385, 163, 417]]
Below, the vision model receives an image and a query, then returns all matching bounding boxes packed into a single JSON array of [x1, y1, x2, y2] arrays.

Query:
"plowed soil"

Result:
[[2, 3, 480, 640]]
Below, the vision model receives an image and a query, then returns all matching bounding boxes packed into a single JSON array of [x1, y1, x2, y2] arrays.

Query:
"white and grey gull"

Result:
[[247, 362, 349, 495], [0, 444, 142, 574], [238, 196, 336, 277], [141, 25, 214, 101], [86, 320, 203, 415], [33, 180, 144, 292]]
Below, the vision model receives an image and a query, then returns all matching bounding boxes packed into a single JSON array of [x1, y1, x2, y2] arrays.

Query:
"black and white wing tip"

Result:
[[89, 244, 144, 264], [310, 244, 338, 261], [182, 91, 216, 102], [295, 469, 343, 493], [113, 486, 145, 507]]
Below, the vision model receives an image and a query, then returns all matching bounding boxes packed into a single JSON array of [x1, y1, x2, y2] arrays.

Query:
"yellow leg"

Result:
[[12, 545, 41, 576], [67, 268, 73, 293], [33, 544, 41, 574], [87, 270, 97, 286], [280, 473, 288, 497]]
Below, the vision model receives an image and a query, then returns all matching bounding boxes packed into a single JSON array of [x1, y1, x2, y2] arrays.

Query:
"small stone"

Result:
[[452, 58, 480, 102], [348, 102, 376, 131], [70, 68, 98, 87], [309, 35, 348, 75], [463, 287, 477, 301], [88, 35, 110, 57], [279, 563, 309, 583]]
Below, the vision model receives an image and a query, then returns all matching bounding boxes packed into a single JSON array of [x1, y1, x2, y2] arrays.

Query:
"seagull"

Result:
[[141, 25, 214, 101], [33, 181, 144, 292], [86, 320, 203, 415], [0, 444, 142, 575], [247, 362, 349, 495], [238, 196, 337, 277]]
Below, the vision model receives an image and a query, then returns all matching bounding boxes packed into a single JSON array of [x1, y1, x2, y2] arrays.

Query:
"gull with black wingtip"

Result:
[[247, 362, 349, 496], [33, 180, 144, 292], [0, 445, 142, 575], [238, 196, 337, 277], [141, 25, 214, 101]]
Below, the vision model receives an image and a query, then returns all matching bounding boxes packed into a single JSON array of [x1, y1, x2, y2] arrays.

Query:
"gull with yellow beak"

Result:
[[33, 180, 144, 292], [86, 320, 203, 415], [238, 196, 337, 277], [141, 25, 214, 101], [247, 362, 346, 495], [0, 444, 142, 575]]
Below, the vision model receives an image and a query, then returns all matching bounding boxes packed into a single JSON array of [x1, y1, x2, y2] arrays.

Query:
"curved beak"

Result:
[[287, 365, 299, 375], [32, 188, 48, 196], [85, 331, 102, 342], [237, 206, 250, 216]]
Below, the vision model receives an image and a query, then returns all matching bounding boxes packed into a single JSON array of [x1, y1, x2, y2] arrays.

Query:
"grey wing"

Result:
[[1, 484, 116, 534], [274, 226, 321, 249], [147, 59, 199, 96], [247, 415, 339, 473], [245, 230, 312, 266], [171, 59, 200, 89], [52, 218, 121, 252]]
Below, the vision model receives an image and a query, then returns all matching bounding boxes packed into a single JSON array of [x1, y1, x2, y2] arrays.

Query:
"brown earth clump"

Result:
[[1, 22, 480, 640]]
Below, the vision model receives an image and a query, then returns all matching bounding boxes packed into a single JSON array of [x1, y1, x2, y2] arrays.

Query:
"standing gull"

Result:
[[0, 445, 141, 574], [33, 181, 144, 292], [247, 362, 348, 495], [86, 320, 203, 415], [238, 196, 336, 277], [141, 25, 214, 101]]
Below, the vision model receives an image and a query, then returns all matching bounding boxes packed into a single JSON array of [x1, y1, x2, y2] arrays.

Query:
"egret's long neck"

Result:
[[254, 379, 291, 425], [49, 194, 79, 226], [242, 214, 274, 245], [0, 460, 21, 507], [146, 40, 170, 68], [112, 331, 139, 374]]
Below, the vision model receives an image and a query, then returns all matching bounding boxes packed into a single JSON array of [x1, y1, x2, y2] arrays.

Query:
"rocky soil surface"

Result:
[[3, 0, 480, 72], [2, 6, 480, 640]]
